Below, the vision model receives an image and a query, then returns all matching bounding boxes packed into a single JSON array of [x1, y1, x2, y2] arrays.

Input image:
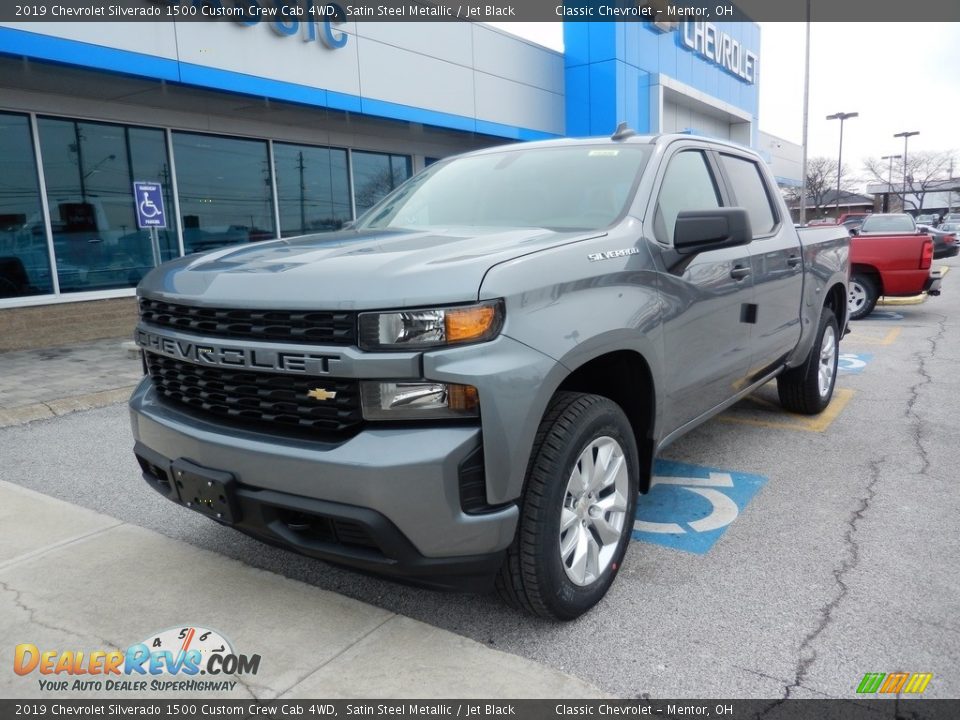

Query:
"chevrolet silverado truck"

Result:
[[130, 131, 850, 619], [847, 213, 942, 320]]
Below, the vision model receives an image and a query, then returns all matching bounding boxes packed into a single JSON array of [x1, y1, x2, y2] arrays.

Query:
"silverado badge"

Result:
[[307, 388, 337, 401]]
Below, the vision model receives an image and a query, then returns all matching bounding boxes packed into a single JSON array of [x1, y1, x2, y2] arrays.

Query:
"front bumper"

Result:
[[129, 380, 518, 590]]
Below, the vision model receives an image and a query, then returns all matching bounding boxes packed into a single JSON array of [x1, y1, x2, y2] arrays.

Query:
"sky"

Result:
[[487, 22, 960, 183]]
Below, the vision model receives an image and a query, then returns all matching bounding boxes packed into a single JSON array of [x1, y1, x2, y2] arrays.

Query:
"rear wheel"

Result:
[[847, 273, 878, 320], [496, 392, 639, 620], [777, 309, 839, 415]]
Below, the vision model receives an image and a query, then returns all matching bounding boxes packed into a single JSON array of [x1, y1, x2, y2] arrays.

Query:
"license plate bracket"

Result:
[[170, 459, 240, 524]]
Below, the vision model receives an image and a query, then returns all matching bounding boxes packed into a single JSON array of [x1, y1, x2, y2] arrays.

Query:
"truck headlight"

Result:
[[358, 300, 504, 350], [360, 381, 479, 420]]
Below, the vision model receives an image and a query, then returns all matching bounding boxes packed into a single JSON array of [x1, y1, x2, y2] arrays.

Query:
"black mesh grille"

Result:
[[146, 353, 363, 436], [139, 298, 356, 345]]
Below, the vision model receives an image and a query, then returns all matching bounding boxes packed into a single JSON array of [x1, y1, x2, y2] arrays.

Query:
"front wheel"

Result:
[[777, 309, 839, 415], [496, 392, 639, 620]]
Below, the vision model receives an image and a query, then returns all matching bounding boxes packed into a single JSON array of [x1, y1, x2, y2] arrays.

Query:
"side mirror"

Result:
[[850, 227, 860, 236], [673, 208, 752, 255]]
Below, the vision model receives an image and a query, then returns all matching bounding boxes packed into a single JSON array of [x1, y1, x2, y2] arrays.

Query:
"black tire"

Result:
[[496, 392, 639, 620], [847, 273, 878, 320], [777, 309, 839, 415]]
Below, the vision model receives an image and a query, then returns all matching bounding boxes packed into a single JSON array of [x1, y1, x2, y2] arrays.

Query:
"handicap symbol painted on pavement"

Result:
[[865, 310, 904, 321], [838, 352, 872, 374], [632, 459, 767, 555]]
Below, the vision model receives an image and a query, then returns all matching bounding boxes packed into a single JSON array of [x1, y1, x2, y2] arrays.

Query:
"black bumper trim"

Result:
[[134, 442, 504, 592]]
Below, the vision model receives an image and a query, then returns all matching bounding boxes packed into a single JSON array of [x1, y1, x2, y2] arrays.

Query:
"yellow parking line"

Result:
[[718, 388, 855, 433], [845, 327, 901, 346]]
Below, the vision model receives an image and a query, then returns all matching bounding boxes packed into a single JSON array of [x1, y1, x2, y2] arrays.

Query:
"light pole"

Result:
[[826, 112, 858, 218], [881, 154, 901, 212], [894, 131, 919, 209], [799, 2, 811, 225]]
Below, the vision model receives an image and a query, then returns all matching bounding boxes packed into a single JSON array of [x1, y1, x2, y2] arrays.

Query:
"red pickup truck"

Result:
[[848, 213, 942, 319]]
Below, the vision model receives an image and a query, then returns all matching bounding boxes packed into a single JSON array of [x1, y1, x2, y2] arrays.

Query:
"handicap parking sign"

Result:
[[133, 181, 166, 229], [632, 459, 767, 554], [866, 310, 904, 321], [838, 352, 872, 374]]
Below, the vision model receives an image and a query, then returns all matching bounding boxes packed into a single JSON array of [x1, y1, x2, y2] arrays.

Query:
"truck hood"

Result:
[[138, 226, 603, 309]]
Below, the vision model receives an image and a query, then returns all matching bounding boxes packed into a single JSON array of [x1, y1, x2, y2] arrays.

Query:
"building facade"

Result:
[[0, 15, 794, 349]]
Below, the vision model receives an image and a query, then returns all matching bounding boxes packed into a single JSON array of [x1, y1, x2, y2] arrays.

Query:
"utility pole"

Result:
[[799, 3, 811, 225], [881, 154, 902, 212], [827, 111, 859, 217], [894, 130, 919, 211]]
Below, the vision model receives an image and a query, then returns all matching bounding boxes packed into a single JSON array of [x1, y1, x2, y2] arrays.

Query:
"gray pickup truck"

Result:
[[130, 131, 850, 619]]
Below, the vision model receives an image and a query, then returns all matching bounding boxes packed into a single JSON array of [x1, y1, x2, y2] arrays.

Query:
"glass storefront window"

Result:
[[352, 151, 412, 216], [37, 117, 178, 294], [172, 132, 276, 253], [274, 143, 351, 237], [0, 113, 53, 299]]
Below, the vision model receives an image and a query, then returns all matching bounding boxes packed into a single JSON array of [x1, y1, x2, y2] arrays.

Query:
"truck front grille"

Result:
[[146, 353, 363, 437], [139, 298, 357, 346]]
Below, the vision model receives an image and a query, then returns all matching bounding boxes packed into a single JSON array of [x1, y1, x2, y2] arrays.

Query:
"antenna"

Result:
[[611, 122, 637, 142]]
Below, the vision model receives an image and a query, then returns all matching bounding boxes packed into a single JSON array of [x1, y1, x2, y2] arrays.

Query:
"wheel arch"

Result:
[[823, 280, 848, 332], [851, 263, 884, 296], [555, 349, 657, 493]]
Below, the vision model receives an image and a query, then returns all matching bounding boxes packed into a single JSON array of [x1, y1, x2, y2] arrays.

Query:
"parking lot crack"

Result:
[[904, 314, 946, 476], [0, 578, 112, 646], [770, 456, 885, 705]]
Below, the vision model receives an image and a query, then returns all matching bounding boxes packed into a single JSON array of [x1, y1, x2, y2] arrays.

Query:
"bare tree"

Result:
[[863, 150, 956, 211], [786, 157, 856, 216]]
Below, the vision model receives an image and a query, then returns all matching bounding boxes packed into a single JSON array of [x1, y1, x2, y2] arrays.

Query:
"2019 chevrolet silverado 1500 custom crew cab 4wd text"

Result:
[[130, 131, 850, 619]]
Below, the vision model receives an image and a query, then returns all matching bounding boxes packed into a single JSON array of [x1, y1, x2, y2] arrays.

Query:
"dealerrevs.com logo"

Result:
[[14, 626, 261, 693]]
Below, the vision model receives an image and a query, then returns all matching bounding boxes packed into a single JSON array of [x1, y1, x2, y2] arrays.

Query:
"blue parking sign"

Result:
[[133, 181, 166, 229], [632, 459, 768, 555]]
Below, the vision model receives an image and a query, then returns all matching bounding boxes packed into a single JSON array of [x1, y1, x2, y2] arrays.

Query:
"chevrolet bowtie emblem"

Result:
[[307, 388, 337, 401]]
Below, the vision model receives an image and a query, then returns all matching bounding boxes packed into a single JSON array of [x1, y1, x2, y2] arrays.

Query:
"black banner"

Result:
[[0, 699, 956, 720], [0, 0, 959, 23]]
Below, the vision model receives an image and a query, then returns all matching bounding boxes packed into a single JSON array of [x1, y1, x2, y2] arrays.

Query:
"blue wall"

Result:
[[564, 21, 760, 138]]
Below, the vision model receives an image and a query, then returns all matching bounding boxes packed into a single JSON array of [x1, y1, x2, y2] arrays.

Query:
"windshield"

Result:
[[860, 215, 916, 233], [357, 144, 652, 232]]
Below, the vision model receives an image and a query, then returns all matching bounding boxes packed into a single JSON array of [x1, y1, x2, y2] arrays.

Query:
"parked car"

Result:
[[942, 214, 960, 224], [837, 212, 870, 234], [915, 213, 938, 227], [129, 132, 851, 619], [917, 224, 959, 260], [849, 214, 942, 319]]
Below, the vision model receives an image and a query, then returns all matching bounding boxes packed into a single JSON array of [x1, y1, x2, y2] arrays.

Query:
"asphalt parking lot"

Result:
[[3, 255, 958, 701]]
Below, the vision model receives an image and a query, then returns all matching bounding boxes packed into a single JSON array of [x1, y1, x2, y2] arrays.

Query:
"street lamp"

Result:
[[894, 131, 919, 207], [881, 154, 902, 212], [826, 112, 858, 217]]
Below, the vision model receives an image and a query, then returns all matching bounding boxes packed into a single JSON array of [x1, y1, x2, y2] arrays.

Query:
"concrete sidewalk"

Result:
[[0, 337, 142, 427], [0, 339, 607, 699], [0, 481, 605, 700]]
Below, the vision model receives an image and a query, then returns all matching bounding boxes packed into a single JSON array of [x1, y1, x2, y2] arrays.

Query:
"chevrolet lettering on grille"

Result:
[[135, 329, 341, 374]]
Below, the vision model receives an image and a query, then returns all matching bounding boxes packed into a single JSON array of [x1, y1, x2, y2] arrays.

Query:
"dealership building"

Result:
[[0, 16, 800, 350]]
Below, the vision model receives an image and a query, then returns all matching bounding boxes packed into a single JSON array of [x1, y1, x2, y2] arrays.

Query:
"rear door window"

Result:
[[718, 154, 777, 236]]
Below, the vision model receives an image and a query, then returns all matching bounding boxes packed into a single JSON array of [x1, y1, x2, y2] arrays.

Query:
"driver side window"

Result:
[[654, 150, 722, 245]]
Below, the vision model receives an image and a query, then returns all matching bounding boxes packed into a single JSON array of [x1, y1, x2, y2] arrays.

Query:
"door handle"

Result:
[[730, 265, 751, 280], [787, 255, 802, 267]]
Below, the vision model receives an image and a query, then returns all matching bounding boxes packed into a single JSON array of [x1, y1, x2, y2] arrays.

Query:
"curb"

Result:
[[0, 385, 135, 428]]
